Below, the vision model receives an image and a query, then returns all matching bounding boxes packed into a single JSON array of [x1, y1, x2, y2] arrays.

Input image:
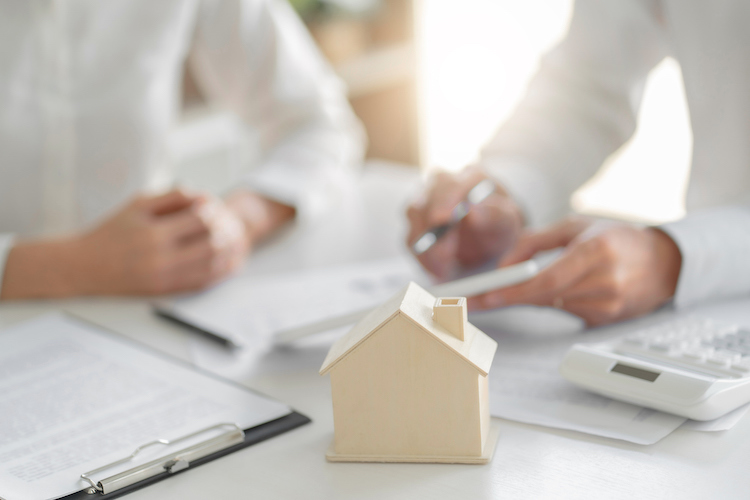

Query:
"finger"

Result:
[[468, 244, 598, 310], [167, 242, 244, 293], [158, 205, 210, 243], [409, 168, 493, 272], [422, 173, 464, 226], [206, 205, 249, 251], [499, 226, 573, 267], [557, 297, 626, 327], [415, 229, 459, 280], [455, 194, 522, 267], [139, 189, 203, 216], [422, 168, 485, 228], [171, 221, 247, 272], [406, 199, 429, 247], [553, 270, 619, 302], [169, 238, 216, 271], [495, 231, 540, 267], [500, 217, 591, 266]]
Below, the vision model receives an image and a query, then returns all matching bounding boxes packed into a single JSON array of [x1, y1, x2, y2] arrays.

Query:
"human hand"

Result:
[[72, 189, 253, 295], [223, 189, 296, 244], [406, 166, 524, 280], [469, 216, 683, 327], [1, 189, 252, 299]]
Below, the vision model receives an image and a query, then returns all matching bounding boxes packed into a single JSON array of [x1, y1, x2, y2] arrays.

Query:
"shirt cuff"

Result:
[[0, 234, 15, 298], [659, 207, 750, 308], [238, 162, 356, 227], [478, 158, 571, 228]]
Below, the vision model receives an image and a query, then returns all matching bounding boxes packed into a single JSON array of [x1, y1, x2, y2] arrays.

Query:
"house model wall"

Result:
[[320, 282, 498, 464]]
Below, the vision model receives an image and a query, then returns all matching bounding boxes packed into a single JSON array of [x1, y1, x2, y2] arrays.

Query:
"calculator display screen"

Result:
[[610, 363, 660, 382]]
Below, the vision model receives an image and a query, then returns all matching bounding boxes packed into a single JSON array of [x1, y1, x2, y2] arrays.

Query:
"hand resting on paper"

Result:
[[1, 189, 294, 299], [468, 216, 683, 327]]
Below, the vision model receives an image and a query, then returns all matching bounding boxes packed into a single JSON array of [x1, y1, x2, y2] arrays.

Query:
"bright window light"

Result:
[[418, 0, 692, 224]]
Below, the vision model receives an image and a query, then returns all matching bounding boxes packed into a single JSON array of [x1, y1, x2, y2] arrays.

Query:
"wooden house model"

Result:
[[319, 282, 499, 464]]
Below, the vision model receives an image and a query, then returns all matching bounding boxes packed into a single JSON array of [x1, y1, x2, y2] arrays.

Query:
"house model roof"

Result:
[[319, 282, 498, 376]]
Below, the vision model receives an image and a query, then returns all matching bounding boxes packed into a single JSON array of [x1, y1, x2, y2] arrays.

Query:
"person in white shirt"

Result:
[[408, 0, 750, 326], [0, 0, 364, 299]]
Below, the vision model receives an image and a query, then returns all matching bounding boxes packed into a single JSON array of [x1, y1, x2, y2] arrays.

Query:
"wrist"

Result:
[[1, 237, 84, 299], [648, 227, 682, 299]]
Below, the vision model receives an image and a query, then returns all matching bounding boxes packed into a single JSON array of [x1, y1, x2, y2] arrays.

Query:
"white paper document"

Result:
[[167, 257, 428, 343], [172, 258, 748, 443], [0, 314, 290, 500], [680, 403, 750, 432], [174, 257, 430, 379], [487, 348, 687, 445], [480, 311, 748, 444]]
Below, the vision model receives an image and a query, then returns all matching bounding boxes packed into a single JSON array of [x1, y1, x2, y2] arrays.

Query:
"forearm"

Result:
[[240, 117, 364, 224], [190, 0, 364, 223], [0, 238, 84, 300], [479, 0, 667, 228]]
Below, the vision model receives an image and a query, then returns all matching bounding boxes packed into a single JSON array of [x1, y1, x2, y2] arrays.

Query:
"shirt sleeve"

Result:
[[478, 0, 668, 228], [188, 0, 366, 224], [0, 234, 15, 296], [659, 206, 750, 308]]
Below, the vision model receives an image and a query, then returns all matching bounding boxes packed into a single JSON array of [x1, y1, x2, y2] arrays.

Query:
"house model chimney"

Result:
[[433, 297, 467, 341]]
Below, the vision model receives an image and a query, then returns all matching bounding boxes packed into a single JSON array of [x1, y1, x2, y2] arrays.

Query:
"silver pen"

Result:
[[411, 179, 496, 255]]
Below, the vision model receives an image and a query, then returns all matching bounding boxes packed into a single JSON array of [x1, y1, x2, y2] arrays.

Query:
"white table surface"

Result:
[[2, 161, 750, 500]]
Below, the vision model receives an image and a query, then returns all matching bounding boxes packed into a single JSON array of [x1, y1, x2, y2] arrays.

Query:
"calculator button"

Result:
[[727, 343, 750, 356], [716, 351, 742, 364], [681, 350, 707, 362], [731, 358, 750, 373], [697, 346, 715, 357], [612, 317, 750, 378], [682, 338, 701, 350], [622, 337, 647, 347], [707, 353, 734, 368], [648, 342, 671, 352]]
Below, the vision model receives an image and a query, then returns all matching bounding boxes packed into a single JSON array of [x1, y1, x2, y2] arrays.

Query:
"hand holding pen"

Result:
[[406, 167, 525, 280]]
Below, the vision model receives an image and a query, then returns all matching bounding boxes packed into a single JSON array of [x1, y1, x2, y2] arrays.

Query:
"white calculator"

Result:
[[559, 317, 750, 420]]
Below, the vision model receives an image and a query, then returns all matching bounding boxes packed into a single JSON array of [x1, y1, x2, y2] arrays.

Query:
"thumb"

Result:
[[139, 189, 204, 216]]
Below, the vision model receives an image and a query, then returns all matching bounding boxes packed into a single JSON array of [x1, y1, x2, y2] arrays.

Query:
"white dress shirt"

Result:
[[0, 0, 365, 289], [480, 0, 750, 308]]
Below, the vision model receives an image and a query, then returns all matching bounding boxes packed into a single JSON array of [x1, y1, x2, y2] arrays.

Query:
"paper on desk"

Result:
[[483, 311, 746, 444], [474, 310, 686, 445], [0, 314, 290, 500], [178, 258, 745, 442], [182, 257, 431, 380], [680, 403, 750, 431], [488, 351, 687, 445]]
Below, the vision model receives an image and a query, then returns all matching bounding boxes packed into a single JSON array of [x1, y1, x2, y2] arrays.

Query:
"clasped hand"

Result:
[[74, 189, 250, 295], [1, 188, 294, 299]]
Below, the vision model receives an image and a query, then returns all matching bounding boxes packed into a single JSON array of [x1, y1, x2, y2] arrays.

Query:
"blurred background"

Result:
[[177, 0, 693, 225]]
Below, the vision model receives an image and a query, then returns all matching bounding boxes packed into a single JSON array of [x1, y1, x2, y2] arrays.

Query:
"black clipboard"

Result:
[[3, 313, 311, 500], [60, 411, 310, 500]]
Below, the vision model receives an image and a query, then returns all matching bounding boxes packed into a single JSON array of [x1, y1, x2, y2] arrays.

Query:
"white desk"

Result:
[[2, 162, 750, 500]]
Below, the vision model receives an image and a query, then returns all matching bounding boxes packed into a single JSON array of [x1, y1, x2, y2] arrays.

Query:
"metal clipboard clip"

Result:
[[80, 423, 245, 495]]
